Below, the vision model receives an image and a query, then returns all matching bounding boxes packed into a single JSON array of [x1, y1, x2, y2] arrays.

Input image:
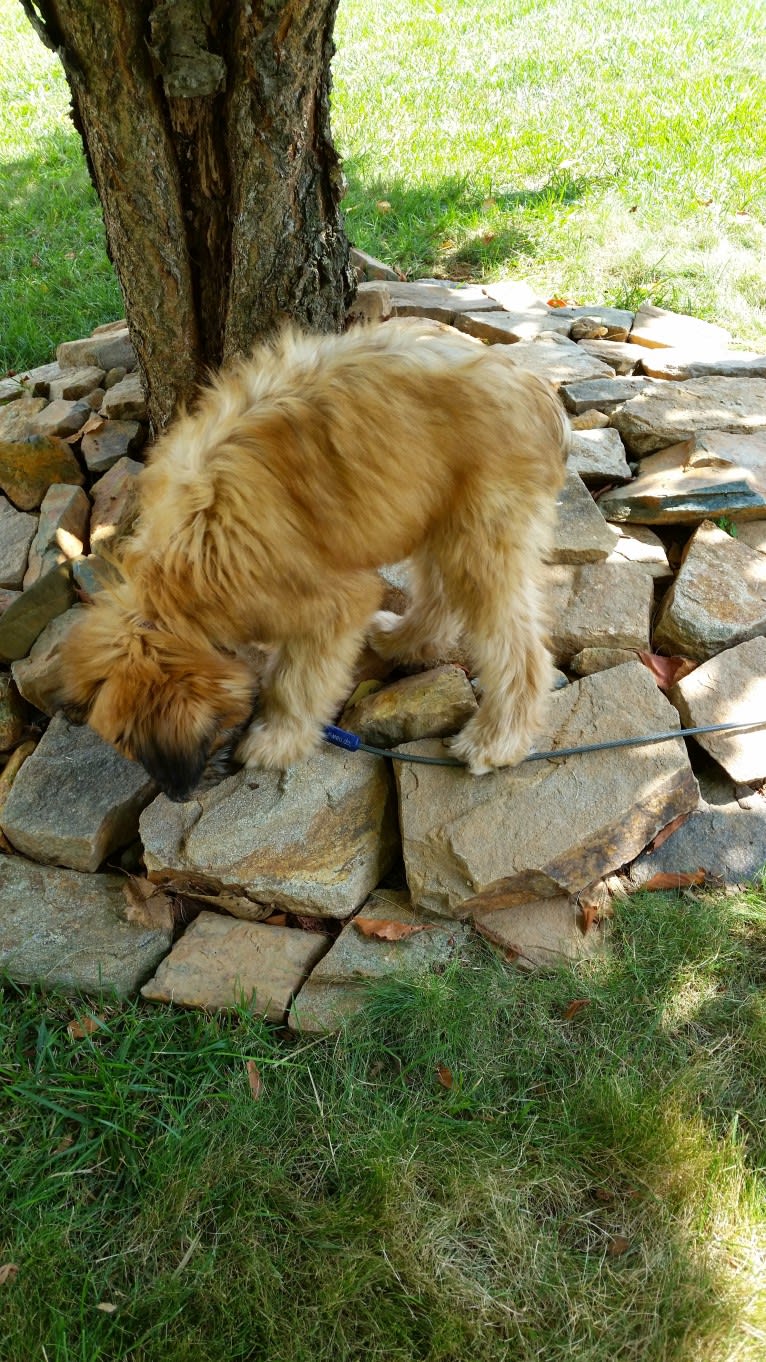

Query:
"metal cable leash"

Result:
[[323, 718, 766, 768]]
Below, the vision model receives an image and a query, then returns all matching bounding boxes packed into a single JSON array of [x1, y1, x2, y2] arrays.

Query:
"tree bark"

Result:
[[21, 0, 353, 431]]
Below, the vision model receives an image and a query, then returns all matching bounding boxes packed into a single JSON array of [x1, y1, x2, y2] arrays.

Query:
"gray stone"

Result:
[[394, 662, 699, 916], [629, 303, 731, 351], [341, 665, 477, 746], [0, 563, 75, 663], [57, 327, 137, 373], [11, 606, 86, 715], [454, 309, 571, 343], [0, 378, 23, 405], [0, 434, 84, 511], [0, 496, 37, 589], [30, 399, 91, 441], [570, 409, 611, 430], [560, 376, 652, 415], [550, 469, 618, 563], [474, 894, 607, 968], [346, 283, 392, 325], [141, 912, 329, 1019], [654, 521, 766, 660], [732, 520, 766, 555], [0, 674, 26, 751], [577, 339, 642, 374], [350, 247, 400, 282], [99, 372, 147, 422], [0, 396, 48, 442], [0, 857, 171, 997], [599, 438, 766, 525], [481, 280, 543, 310], [611, 378, 766, 457], [18, 361, 63, 397], [104, 366, 127, 389], [568, 426, 632, 484], [81, 418, 144, 474], [289, 889, 467, 1032], [637, 348, 766, 381], [569, 647, 638, 676], [48, 366, 106, 402], [569, 317, 608, 341], [0, 589, 21, 616], [502, 333, 615, 387], [668, 637, 766, 784], [23, 484, 90, 588], [605, 525, 672, 579], [548, 562, 653, 664], [558, 305, 633, 339], [140, 745, 398, 919], [630, 770, 766, 889], [387, 281, 501, 323], [72, 555, 115, 600], [1, 714, 156, 872], [90, 456, 143, 554]]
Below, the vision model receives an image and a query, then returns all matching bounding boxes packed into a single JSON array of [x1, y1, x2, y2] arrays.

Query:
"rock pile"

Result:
[[2, 269, 766, 1026]]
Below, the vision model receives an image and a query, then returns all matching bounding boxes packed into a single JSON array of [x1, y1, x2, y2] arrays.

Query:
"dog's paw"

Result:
[[447, 719, 531, 776], [236, 719, 319, 771]]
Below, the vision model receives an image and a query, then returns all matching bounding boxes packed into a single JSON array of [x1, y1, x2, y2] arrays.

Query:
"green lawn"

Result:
[[2, 889, 765, 1362], [2, 0, 766, 374]]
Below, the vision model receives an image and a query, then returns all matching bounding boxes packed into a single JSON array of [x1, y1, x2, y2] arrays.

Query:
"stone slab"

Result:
[[23, 483, 90, 587], [394, 661, 699, 916], [598, 438, 766, 525], [668, 637, 766, 783], [454, 310, 571, 342], [57, 327, 137, 372], [0, 563, 75, 662], [576, 339, 641, 374], [501, 333, 615, 387], [140, 744, 398, 919], [560, 376, 652, 414], [18, 362, 63, 397], [48, 366, 106, 402], [0, 435, 84, 511], [0, 496, 37, 589], [99, 372, 147, 422], [474, 894, 607, 968], [350, 247, 400, 282], [386, 281, 501, 322], [629, 303, 731, 351], [548, 562, 653, 663], [340, 665, 477, 747], [11, 606, 86, 716], [1, 713, 156, 872], [141, 912, 329, 1019], [605, 525, 672, 579], [30, 399, 91, 440], [81, 418, 144, 474], [654, 521, 766, 660], [0, 396, 48, 442], [568, 426, 632, 484], [90, 456, 143, 553], [550, 469, 618, 563], [557, 305, 633, 338], [0, 378, 23, 404], [611, 378, 766, 457], [637, 348, 766, 381], [0, 674, 26, 751], [630, 770, 766, 889], [0, 856, 171, 996], [346, 283, 392, 325], [569, 647, 638, 676]]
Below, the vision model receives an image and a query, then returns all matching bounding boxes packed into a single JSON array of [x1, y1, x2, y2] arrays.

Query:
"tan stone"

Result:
[[628, 303, 731, 351], [568, 426, 632, 484], [57, 327, 136, 372], [611, 378, 766, 457], [0, 563, 75, 663], [387, 281, 501, 322], [654, 521, 766, 660], [569, 647, 638, 676], [454, 310, 571, 342], [99, 372, 147, 422], [550, 469, 618, 563], [341, 665, 476, 747], [474, 895, 606, 969], [11, 606, 86, 715], [346, 282, 392, 325], [141, 912, 329, 1018], [48, 365, 106, 401], [605, 525, 671, 580], [501, 333, 614, 387], [570, 409, 612, 430], [637, 348, 766, 380], [0, 396, 48, 442], [576, 339, 641, 374], [23, 484, 90, 587], [30, 399, 91, 440], [599, 438, 766, 525], [548, 562, 653, 664], [0, 675, 26, 751], [0, 496, 37, 589], [90, 456, 143, 554], [0, 435, 84, 511], [668, 638, 766, 784]]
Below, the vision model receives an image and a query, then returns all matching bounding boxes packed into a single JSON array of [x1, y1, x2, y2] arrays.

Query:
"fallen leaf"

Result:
[[53, 1134, 74, 1154], [67, 1015, 103, 1040], [0, 1264, 19, 1285], [480, 231, 496, 245], [579, 904, 600, 934], [64, 250, 77, 260], [562, 998, 591, 1021], [122, 879, 175, 932], [637, 650, 698, 692], [376, 200, 392, 214], [95, 1302, 118, 1314], [354, 917, 432, 941], [246, 1060, 263, 1100], [436, 1064, 453, 1089], [607, 1235, 631, 1257], [547, 295, 569, 308], [648, 810, 690, 852], [264, 912, 288, 926], [63, 412, 106, 444], [643, 869, 706, 891]]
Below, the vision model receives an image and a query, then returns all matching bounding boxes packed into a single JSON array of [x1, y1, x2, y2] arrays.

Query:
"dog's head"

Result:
[[58, 590, 256, 802]]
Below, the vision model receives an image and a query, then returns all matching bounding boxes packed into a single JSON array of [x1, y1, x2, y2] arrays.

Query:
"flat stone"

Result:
[[548, 562, 653, 663], [0, 674, 26, 751], [387, 281, 501, 323], [550, 469, 618, 563], [569, 317, 608, 341], [732, 520, 766, 555], [599, 438, 766, 525], [560, 376, 652, 414], [394, 661, 698, 916], [11, 606, 86, 715], [629, 303, 731, 351], [18, 361, 63, 397], [0, 857, 171, 997], [0, 396, 48, 442], [577, 339, 641, 374], [454, 310, 571, 342], [23, 483, 90, 588], [0, 496, 37, 589], [99, 372, 147, 422], [570, 409, 611, 430], [668, 637, 766, 783], [502, 333, 615, 387], [630, 768, 766, 889], [72, 555, 116, 600], [0, 589, 21, 615], [104, 366, 127, 389], [0, 563, 75, 663], [140, 745, 398, 919], [0, 435, 84, 511], [48, 366, 106, 402], [57, 327, 137, 373], [611, 378, 766, 457], [568, 427, 632, 484], [1, 713, 156, 872], [558, 305, 633, 339], [474, 894, 607, 968], [346, 283, 392, 325], [569, 647, 638, 676], [481, 280, 542, 310], [29, 399, 91, 440], [90, 456, 143, 554], [654, 521, 766, 660], [0, 378, 23, 404], [605, 525, 672, 579], [341, 665, 477, 746], [91, 318, 127, 335], [637, 348, 766, 381], [350, 247, 400, 282], [142, 912, 329, 1018], [289, 889, 467, 1032]]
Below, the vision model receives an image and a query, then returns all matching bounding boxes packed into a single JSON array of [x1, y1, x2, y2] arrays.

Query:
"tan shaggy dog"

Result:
[[59, 320, 568, 801]]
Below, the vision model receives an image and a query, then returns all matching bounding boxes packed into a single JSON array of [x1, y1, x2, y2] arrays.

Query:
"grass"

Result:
[[2, 0, 766, 374], [2, 887, 766, 1360]]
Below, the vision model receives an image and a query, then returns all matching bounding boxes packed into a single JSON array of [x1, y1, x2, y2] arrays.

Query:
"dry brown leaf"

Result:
[[246, 1060, 263, 1101], [648, 811, 690, 853], [607, 1235, 631, 1257], [122, 879, 175, 932], [547, 295, 569, 308], [637, 650, 698, 692], [67, 1015, 103, 1040], [643, 869, 706, 891], [95, 1302, 118, 1314], [264, 912, 288, 927], [562, 998, 591, 1021], [376, 200, 392, 214], [579, 904, 600, 934], [0, 1264, 19, 1286], [53, 1134, 74, 1154], [436, 1064, 454, 1089], [354, 917, 432, 941]]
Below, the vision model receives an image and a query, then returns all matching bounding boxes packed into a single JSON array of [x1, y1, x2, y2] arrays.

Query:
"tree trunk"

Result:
[[22, 0, 353, 431]]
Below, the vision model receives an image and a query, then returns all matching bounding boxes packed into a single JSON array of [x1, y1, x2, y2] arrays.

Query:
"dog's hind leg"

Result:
[[367, 552, 462, 663], [236, 573, 382, 771]]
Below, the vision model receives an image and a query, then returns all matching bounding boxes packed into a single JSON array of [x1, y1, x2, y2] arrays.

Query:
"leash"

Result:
[[323, 719, 766, 768]]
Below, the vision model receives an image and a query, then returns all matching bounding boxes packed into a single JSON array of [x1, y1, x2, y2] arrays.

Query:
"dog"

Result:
[[58, 319, 568, 801]]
